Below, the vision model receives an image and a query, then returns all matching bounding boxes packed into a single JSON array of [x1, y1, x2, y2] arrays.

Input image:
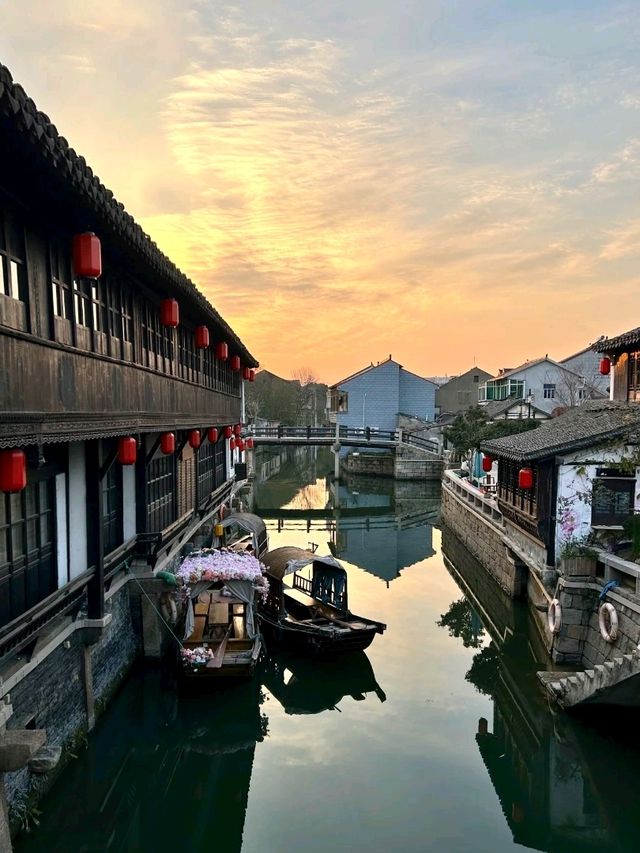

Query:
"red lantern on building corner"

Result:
[[118, 437, 137, 465], [207, 428, 219, 444], [230, 355, 241, 372], [482, 455, 492, 473], [160, 298, 179, 327], [599, 357, 611, 376], [160, 432, 175, 455], [216, 341, 229, 361], [0, 449, 27, 492], [224, 426, 233, 439], [236, 438, 245, 452], [188, 430, 201, 450], [229, 437, 236, 451], [246, 437, 254, 450], [518, 467, 534, 490], [72, 232, 102, 278], [234, 424, 242, 437], [195, 326, 210, 349], [249, 369, 256, 382], [242, 366, 251, 380]]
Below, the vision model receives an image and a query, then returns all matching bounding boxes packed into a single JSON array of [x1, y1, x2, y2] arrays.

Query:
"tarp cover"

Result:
[[262, 547, 345, 581]]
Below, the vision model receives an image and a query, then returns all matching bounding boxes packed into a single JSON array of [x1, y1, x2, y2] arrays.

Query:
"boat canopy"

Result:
[[262, 547, 346, 581], [220, 512, 269, 557]]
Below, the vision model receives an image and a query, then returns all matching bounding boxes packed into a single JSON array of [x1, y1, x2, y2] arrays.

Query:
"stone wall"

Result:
[[441, 484, 520, 597], [3, 583, 139, 814], [341, 452, 394, 478]]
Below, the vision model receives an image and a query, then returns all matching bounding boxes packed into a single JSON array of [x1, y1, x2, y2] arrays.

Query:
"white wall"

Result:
[[55, 473, 68, 587], [123, 464, 136, 541], [68, 442, 88, 579]]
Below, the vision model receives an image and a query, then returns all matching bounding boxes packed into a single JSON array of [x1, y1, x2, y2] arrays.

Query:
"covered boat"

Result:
[[177, 548, 268, 679], [215, 512, 269, 560], [259, 547, 386, 655]]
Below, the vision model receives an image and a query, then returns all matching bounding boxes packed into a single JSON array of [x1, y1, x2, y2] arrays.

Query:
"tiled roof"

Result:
[[0, 63, 258, 367], [594, 328, 640, 354], [480, 401, 640, 462]]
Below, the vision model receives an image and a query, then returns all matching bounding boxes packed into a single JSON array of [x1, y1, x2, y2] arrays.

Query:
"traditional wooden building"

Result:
[[0, 62, 257, 641], [481, 402, 640, 570], [595, 326, 640, 403]]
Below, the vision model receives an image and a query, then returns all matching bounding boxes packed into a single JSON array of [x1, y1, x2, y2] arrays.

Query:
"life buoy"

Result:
[[547, 598, 562, 634], [160, 594, 178, 625], [599, 602, 618, 643]]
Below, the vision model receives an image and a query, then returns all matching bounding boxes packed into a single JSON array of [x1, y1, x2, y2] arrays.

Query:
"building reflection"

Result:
[[441, 525, 640, 853], [263, 650, 386, 715], [17, 669, 267, 853]]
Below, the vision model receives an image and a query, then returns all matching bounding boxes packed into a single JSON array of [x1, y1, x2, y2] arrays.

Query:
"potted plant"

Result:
[[559, 536, 598, 577]]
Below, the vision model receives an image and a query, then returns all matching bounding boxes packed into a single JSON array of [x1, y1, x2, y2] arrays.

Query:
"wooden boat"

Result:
[[177, 549, 268, 681], [215, 512, 269, 559], [258, 547, 386, 655]]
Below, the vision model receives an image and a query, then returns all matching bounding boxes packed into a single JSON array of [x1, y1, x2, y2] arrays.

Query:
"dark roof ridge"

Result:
[[0, 62, 258, 366]]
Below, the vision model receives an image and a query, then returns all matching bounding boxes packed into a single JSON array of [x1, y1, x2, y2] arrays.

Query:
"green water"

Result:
[[15, 449, 640, 853]]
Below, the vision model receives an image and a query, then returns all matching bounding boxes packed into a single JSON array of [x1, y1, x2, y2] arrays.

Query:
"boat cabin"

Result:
[[263, 548, 349, 621], [217, 512, 269, 560]]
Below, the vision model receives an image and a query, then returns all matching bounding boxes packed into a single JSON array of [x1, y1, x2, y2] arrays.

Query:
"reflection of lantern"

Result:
[[234, 424, 242, 437], [160, 432, 175, 455], [229, 437, 236, 451], [482, 455, 492, 473], [236, 439, 245, 452], [230, 355, 241, 372], [0, 449, 27, 492], [518, 467, 534, 490], [160, 298, 179, 327], [216, 341, 228, 361], [195, 326, 210, 349], [207, 428, 218, 444], [224, 426, 233, 439], [246, 437, 254, 449], [188, 430, 201, 450], [599, 357, 611, 376], [249, 369, 256, 382], [118, 437, 137, 465], [243, 366, 251, 380], [72, 232, 102, 278]]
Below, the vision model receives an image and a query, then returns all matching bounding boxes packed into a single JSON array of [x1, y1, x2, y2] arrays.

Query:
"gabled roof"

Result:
[[480, 401, 640, 462], [480, 397, 547, 420], [594, 328, 640, 355], [330, 357, 437, 390], [0, 63, 258, 366], [559, 346, 597, 362], [486, 357, 561, 382], [437, 367, 493, 389]]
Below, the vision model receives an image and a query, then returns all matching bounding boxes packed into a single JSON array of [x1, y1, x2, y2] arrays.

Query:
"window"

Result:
[[473, 375, 479, 383], [50, 242, 73, 321], [73, 278, 91, 327], [0, 480, 56, 628], [543, 383, 556, 399], [197, 435, 226, 500], [147, 455, 175, 532], [578, 389, 587, 400], [497, 458, 538, 517], [102, 463, 123, 555], [0, 210, 25, 302], [592, 474, 634, 526], [629, 352, 640, 403]]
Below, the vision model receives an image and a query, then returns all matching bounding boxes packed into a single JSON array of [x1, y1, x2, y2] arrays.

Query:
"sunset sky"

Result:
[[2, 1, 640, 382]]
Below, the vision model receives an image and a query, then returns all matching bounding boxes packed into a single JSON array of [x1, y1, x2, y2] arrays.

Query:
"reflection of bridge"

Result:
[[250, 426, 439, 454], [262, 509, 439, 534]]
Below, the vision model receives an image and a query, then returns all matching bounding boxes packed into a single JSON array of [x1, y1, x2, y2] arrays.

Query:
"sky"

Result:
[[2, 1, 640, 383]]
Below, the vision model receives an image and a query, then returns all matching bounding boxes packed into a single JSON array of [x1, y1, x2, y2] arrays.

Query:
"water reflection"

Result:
[[263, 651, 386, 715], [441, 524, 640, 853], [16, 670, 267, 853]]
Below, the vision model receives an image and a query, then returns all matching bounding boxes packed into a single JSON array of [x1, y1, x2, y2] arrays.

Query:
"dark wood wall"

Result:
[[613, 353, 628, 402]]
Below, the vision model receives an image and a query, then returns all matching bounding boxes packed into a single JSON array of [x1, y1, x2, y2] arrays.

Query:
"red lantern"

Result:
[[230, 355, 241, 372], [482, 455, 492, 473], [160, 298, 179, 328], [160, 432, 175, 455], [224, 426, 233, 439], [246, 437, 254, 450], [249, 369, 256, 382], [188, 430, 201, 450], [518, 467, 534, 490], [236, 438, 245, 452], [229, 437, 236, 451], [599, 357, 611, 376], [216, 341, 228, 361], [72, 232, 102, 278], [0, 449, 26, 493], [242, 366, 251, 380], [207, 428, 219, 444], [195, 326, 210, 349], [118, 437, 137, 466], [234, 424, 242, 437]]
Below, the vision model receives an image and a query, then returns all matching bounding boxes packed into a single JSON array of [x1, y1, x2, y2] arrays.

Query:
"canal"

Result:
[[15, 448, 640, 852]]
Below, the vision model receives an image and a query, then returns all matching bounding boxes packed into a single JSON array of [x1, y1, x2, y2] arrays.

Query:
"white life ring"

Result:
[[547, 599, 562, 634], [160, 594, 178, 625], [599, 602, 618, 643]]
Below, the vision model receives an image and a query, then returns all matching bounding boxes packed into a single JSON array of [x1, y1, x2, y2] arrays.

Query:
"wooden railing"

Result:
[[249, 425, 439, 453]]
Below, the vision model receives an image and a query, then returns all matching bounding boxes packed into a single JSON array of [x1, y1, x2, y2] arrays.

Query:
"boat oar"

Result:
[[206, 624, 232, 668]]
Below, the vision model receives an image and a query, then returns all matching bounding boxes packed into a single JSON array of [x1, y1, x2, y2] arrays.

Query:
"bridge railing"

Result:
[[402, 433, 440, 454], [249, 425, 401, 444]]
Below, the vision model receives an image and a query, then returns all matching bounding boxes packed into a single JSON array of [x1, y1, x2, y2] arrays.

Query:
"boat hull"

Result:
[[258, 612, 381, 656]]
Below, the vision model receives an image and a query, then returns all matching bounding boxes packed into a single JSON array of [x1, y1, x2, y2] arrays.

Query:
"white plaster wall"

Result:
[[55, 473, 68, 588], [68, 442, 88, 579], [123, 465, 136, 541]]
